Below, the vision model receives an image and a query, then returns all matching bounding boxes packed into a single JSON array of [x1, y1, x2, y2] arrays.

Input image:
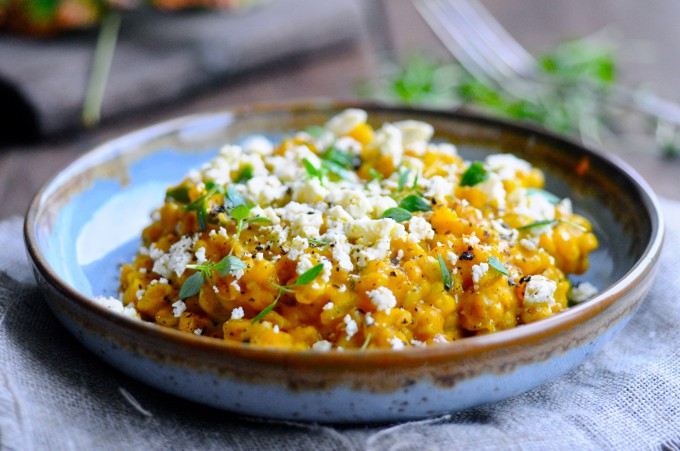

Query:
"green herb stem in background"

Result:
[[359, 37, 679, 158], [82, 12, 121, 128]]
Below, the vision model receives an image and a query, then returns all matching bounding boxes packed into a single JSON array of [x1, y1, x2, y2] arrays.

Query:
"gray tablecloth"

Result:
[[0, 0, 364, 138], [1, 198, 679, 450]]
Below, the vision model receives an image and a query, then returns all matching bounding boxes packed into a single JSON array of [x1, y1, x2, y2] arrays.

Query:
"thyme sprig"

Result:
[[251, 263, 325, 323], [179, 256, 247, 299]]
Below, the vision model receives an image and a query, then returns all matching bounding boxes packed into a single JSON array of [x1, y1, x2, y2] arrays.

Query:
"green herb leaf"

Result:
[[517, 219, 559, 231], [294, 263, 325, 286], [166, 186, 191, 203], [526, 188, 561, 205], [517, 218, 587, 232], [305, 125, 326, 138], [488, 256, 509, 276], [368, 168, 383, 181], [460, 162, 489, 187], [214, 255, 247, 277], [225, 185, 247, 209], [231, 204, 252, 222], [397, 168, 411, 192], [247, 216, 272, 224], [381, 207, 413, 222], [179, 272, 204, 299], [322, 146, 359, 169], [235, 166, 253, 183], [360, 332, 372, 351], [197, 206, 208, 231], [438, 254, 452, 291], [303, 158, 324, 183], [251, 291, 282, 323], [399, 194, 433, 212]]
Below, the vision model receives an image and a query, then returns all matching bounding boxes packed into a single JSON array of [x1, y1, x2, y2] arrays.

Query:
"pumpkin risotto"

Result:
[[107, 109, 599, 350]]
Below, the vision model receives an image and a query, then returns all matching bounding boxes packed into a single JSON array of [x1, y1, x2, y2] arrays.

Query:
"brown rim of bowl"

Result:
[[24, 100, 665, 368]]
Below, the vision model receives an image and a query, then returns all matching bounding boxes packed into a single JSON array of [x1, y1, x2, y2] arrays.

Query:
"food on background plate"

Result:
[[97, 109, 599, 351]]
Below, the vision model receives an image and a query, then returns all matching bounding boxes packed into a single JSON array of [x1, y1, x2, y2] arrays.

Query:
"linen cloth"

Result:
[[0, 0, 364, 138], [1, 198, 679, 451]]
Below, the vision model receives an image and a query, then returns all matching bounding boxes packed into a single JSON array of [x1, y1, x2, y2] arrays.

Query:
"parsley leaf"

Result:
[[368, 168, 383, 181], [397, 168, 411, 192], [488, 256, 509, 276], [399, 194, 433, 212], [322, 145, 359, 169], [381, 207, 413, 222], [225, 185, 247, 209], [437, 254, 453, 291], [460, 162, 489, 187], [309, 238, 332, 247], [517, 218, 588, 232], [213, 255, 247, 277], [303, 158, 325, 184], [181, 255, 248, 299]]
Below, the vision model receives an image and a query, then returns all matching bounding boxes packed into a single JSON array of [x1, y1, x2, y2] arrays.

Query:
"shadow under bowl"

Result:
[[24, 101, 664, 423]]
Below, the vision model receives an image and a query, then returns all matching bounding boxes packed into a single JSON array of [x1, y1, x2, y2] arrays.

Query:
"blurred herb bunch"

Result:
[[0, 0, 259, 36], [359, 37, 679, 158]]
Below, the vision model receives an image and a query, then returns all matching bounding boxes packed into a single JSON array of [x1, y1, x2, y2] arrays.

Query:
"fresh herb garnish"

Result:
[[179, 255, 247, 299], [235, 166, 254, 183], [526, 188, 561, 205], [488, 256, 509, 276], [166, 186, 191, 204], [303, 158, 325, 184], [518, 218, 588, 232], [460, 162, 489, 187], [224, 185, 247, 209], [381, 207, 413, 222], [399, 194, 433, 212], [437, 254, 453, 291], [185, 182, 224, 231], [397, 168, 411, 192], [368, 168, 383, 181], [305, 125, 326, 138], [228, 204, 271, 252], [322, 145, 359, 169], [252, 263, 325, 323], [360, 332, 372, 351]]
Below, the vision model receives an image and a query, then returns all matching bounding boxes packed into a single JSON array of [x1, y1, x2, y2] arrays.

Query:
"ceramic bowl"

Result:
[[24, 102, 664, 423]]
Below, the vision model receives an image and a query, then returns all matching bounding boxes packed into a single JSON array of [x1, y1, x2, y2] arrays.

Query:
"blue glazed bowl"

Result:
[[24, 102, 664, 422]]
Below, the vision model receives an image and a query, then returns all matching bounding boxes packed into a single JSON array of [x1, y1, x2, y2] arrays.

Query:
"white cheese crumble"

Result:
[[150, 235, 196, 278], [322, 302, 334, 311], [172, 300, 186, 318], [389, 337, 405, 350], [344, 314, 359, 339], [367, 287, 397, 312], [325, 108, 367, 136], [568, 282, 599, 303], [471, 262, 489, 290], [365, 312, 375, 326], [312, 340, 333, 352], [523, 275, 557, 305], [231, 307, 245, 320]]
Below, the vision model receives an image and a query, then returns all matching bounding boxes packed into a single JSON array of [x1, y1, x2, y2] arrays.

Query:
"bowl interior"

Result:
[[29, 105, 654, 315]]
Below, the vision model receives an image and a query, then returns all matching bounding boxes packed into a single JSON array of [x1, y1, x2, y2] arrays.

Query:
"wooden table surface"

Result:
[[1, 0, 677, 222]]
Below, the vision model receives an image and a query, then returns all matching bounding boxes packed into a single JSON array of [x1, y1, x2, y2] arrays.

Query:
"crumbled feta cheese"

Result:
[[150, 235, 196, 278], [410, 339, 426, 348], [325, 108, 367, 136], [463, 233, 481, 246], [135, 289, 145, 301], [393, 120, 434, 148], [312, 340, 333, 352], [407, 216, 434, 243], [322, 302, 334, 311], [230, 280, 241, 291], [471, 262, 489, 290], [520, 238, 538, 251], [389, 337, 405, 350], [287, 236, 309, 262], [433, 334, 449, 344], [194, 328, 203, 336], [344, 314, 358, 339], [365, 312, 375, 326], [485, 154, 531, 180], [231, 307, 245, 320], [273, 325, 280, 334], [372, 123, 403, 166], [212, 285, 219, 294], [195, 247, 207, 265], [523, 275, 557, 305], [367, 286, 397, 312], [568, 282, 599, 303], [477, 172, 507, 210], [447, 251, 458, 267], [172, 300, 186, 318], [241, 135, 274, 156], [245, 175, 287, 206]]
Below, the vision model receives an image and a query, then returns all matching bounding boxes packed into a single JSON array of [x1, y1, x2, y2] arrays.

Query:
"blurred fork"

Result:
[[413, 0, 680, 126]]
